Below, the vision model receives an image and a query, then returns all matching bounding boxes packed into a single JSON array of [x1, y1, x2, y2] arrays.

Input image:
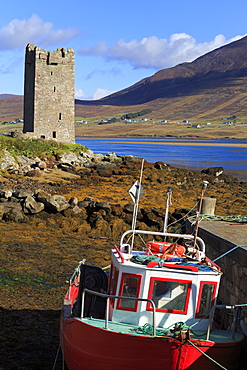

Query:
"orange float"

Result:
[[145, 241, 185, 259]]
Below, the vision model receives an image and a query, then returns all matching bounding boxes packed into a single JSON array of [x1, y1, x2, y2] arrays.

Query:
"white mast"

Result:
[[163, 187, 172, 238], [129, 158, 145, 250], [193, 180, 209, 249]]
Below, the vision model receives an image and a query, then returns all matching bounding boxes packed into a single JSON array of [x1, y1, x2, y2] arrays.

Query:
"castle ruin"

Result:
[[23, 44, 75, 144]]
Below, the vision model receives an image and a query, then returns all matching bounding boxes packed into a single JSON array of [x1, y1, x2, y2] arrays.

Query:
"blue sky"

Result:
[[0, 0, 246, 100]]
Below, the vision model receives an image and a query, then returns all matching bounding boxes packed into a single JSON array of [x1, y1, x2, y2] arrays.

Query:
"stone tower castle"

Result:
[[23, 44, 75, 144]]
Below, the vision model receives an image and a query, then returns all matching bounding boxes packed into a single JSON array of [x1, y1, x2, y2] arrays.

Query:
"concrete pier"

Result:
[[187, 220, 247, 304]]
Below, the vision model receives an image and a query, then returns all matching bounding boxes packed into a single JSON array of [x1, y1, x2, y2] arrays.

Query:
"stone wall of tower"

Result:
[[23, 44, 75, 144]]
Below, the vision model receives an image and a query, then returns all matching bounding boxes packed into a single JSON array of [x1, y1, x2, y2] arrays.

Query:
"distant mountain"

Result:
[[0, 95, 23, 122], [76, 36, 247, 121], [77, 36, 247, 107], [0, 94, 21, 100], [2, 36, 247, 123]]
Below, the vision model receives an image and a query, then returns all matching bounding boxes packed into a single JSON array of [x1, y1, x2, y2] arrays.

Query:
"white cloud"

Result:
[[79, 33, 245, 70], [0, 14, 79, 51], [92, 88, 114, 100], [75, 88, 86, 99], [75, 87, 114, 100]]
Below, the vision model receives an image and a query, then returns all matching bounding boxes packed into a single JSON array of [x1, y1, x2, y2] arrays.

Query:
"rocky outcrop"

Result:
[[0, 189, 72, 216], [23, 196, 45, 214], [0, 150, 19, 171], [0, 202, 24, 222], [0, 150, 245, 240], [0, 149, 142, 177], [201, 167, 224, 177], [0, 185, 188, 238]]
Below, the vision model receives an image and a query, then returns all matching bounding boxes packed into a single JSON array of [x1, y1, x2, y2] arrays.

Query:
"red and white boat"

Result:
[[60, 178, 246, 370]]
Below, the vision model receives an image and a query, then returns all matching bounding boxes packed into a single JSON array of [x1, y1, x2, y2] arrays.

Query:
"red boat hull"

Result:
[[60, 317, 243, 370]]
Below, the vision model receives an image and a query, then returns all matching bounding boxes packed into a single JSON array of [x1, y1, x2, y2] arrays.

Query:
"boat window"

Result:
[[147, 277, 192, 314], [196, 281, 217, 318], [109, 264, 119, 306], [117, 273, 142, 312]]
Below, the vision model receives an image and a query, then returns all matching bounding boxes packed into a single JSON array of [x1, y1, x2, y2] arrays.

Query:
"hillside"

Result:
[[1, 36, 247, 130], [98, 35, 247, 106], [0, 95, 23, 122], [75, 36, 247, 123]]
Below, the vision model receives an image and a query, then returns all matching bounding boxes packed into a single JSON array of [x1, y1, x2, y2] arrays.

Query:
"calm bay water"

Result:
[[76, 137, 247, 173]]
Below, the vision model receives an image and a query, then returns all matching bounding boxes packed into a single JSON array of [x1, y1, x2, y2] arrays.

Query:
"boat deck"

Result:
[[77, 317, 243, 343]]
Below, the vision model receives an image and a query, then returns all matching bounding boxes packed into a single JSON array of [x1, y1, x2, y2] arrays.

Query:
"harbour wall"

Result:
[[187, 220, 247, 304]]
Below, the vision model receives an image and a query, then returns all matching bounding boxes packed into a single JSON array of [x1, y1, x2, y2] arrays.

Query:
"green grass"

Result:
[[0, 122, 23, 134], [0, 136, 88, 158], [0, 269, 57, 290]]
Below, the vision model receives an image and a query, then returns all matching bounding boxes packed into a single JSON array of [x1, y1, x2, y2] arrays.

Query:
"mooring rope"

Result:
[[187, 339, 227, 370], [189, 214, 247, 223], [135, 322, 228, 369], [52, 344, 61, 370]]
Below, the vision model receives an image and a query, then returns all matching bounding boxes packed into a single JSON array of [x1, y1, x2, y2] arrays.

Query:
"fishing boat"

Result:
[[60, 165, 246, 370]]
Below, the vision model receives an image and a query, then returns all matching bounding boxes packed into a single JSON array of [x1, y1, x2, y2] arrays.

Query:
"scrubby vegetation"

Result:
[[0, 136, 88, 158], [98, 109, 153, 125], [121, 109, 152, 120]]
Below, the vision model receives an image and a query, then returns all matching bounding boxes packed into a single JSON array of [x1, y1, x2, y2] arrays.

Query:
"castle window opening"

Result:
[[59, 113, 62, 120], [53, 131, 57, 138], [51, 71, 53, 75], [54, 86, 56, 92], [41, 135, 45, 139]]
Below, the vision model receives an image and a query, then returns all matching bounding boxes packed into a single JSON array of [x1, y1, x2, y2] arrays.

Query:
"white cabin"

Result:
[[108, 231, 221, 331]]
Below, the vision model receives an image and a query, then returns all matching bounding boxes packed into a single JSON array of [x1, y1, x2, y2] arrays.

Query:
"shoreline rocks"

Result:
[[0, 180, 196, 240], [0, 148, 246, 241], [0, 148, 143, 177]]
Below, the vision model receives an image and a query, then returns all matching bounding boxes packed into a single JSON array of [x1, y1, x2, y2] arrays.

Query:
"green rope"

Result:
[[135, 323, 227, 369], [189, 310, 211, 330], [187, 339, 227, 370], [135, 322, 188, 336], [189, 214, 247, 223]]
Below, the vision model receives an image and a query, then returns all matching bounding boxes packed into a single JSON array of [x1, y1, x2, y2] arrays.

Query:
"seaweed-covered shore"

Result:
[[0, 157, 246, 369]]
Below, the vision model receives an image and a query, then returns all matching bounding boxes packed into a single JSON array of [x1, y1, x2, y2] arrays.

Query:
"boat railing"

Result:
[[81, 288, 157, 336], [120, 229, 206, 253], [206, 304, 247, 340], [113, 245, 125, 263]]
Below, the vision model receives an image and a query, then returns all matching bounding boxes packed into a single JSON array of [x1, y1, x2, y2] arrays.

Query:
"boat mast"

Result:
[[130, 158, 145, 250], [193, 180, 209, 249], [163, 186, 172, 239]]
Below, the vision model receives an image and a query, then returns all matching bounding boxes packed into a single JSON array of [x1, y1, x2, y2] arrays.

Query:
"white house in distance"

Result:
[[76, 120, 88, 124]]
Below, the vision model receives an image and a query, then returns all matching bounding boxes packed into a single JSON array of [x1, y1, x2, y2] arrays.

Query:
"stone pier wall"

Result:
[[186, 220, 247, 305]]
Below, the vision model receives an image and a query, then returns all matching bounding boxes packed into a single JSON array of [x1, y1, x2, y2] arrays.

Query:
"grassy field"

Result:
[[1, 120, 247, 140], [74, 120, 247, 140]]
